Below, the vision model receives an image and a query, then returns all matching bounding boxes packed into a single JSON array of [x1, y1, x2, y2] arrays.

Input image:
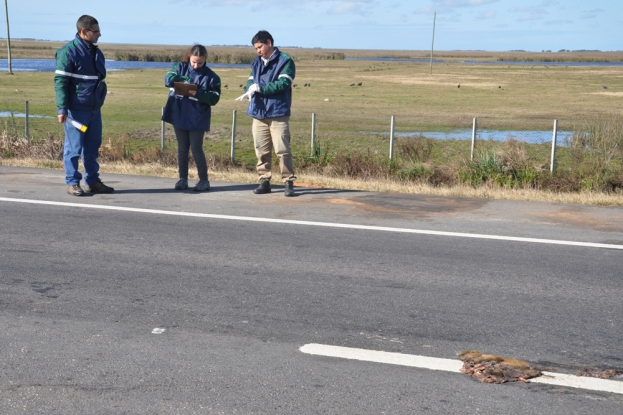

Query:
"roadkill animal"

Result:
[[459, 350, 542, 384], [577, 368, 621, 379]]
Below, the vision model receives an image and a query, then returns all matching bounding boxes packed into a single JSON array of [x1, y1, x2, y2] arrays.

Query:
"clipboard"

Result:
[[173, 82, 198, 96]]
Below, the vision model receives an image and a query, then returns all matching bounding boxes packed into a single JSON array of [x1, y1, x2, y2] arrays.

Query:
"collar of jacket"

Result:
[[74, 33, 99, 53], [261, 47, 280, 66]]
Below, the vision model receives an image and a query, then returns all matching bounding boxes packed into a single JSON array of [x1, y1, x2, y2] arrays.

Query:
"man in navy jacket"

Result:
[[55, 15, 114, 196], [237, 30, 296, 197]]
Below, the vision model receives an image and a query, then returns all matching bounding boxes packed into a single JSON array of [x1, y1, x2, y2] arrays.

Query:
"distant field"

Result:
[[2, 40, 623, 63], [1, 41, 622, 202]]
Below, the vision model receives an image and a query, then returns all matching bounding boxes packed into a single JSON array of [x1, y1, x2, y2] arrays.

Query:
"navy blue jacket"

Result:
[[54, 34, 107, 115], [162, 62, 221, 132], [245, 48, 295, 119]]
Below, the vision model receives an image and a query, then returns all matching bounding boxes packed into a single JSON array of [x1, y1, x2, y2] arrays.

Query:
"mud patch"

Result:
[[588, 92, 623, 97], [536, 206, 623, 232], [339, 193, 488, 218]]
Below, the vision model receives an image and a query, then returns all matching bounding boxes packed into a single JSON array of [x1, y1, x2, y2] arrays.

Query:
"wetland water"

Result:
[[0, 59, 248, 72], [392, 129, 573, 145], [346, 57, 623, 67], [2, 58, 620, 72], [0, 59, 585, 145]]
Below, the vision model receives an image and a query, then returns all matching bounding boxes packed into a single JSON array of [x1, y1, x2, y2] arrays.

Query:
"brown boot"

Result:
[[67, 184, 85, 196]]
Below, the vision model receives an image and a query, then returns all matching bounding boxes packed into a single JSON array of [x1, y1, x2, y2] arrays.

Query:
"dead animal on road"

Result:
[[577, 368, 621, 379], [459, 350, 542, 384]]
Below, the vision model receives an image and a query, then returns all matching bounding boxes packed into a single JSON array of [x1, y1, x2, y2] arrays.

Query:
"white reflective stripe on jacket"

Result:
[[55, 70, 100, 80]]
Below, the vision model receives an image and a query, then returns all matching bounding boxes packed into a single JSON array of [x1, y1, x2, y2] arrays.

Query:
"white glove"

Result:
[[235, 83, 261, 101]]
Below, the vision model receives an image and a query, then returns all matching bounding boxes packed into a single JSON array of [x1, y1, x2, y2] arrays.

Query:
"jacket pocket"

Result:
[[95, 81, 107, 107]]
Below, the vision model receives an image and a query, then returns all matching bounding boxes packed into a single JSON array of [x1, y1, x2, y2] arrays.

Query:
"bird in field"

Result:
[[224, 84, 228, 88], [293, 84, 297, 87], [357, 82, 363, 86], [603, 85, 608, 89], [350, 83, 355, 87], [457, 83, 460, 88], [239, 84, 243, 88], [498, 85, 501, 89]]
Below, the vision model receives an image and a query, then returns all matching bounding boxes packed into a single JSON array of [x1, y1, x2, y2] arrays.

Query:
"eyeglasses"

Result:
[[86, 29, 101, 34]]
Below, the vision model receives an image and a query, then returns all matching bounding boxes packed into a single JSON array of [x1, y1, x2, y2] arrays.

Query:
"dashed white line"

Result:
[[1, 197, 623, 250], [300, 344, 623, 395]]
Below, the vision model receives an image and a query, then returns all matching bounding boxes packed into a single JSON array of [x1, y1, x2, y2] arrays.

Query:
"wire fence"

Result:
[[0, 97, 591, 172]]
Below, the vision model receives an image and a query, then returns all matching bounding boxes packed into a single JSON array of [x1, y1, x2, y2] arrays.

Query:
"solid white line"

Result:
[[1, 197, 623, 250], [300, 343, 463, 372], [531, 371, 623, 395], [300, 344, 623, 395]]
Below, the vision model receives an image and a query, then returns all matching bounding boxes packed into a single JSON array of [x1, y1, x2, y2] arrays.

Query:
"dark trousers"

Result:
[[174, 127, 207, 181]]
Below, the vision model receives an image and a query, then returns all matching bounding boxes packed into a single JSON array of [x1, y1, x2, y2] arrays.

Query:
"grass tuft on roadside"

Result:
[[2, 114, 623, 206]]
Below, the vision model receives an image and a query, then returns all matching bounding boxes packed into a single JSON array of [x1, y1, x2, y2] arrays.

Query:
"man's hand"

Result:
[[235, 83, 260, 101], [58, 114, 67, 123]]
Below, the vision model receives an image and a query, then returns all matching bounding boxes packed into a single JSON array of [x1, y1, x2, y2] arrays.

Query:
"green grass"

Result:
[[2, 53, 623, 196]]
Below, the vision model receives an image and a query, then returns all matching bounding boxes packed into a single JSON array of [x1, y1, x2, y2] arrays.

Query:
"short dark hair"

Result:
[[76, 15, 99, 32], [182, 44, 208, 65], [252, 30, 273, 46]]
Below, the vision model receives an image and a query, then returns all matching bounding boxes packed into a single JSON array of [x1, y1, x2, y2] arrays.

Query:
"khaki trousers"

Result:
[[252, 116, 296, 182]]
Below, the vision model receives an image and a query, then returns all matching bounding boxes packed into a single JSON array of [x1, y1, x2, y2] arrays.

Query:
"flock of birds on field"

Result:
[[218, 81, 611, 92], [223, 82, 362, 89]]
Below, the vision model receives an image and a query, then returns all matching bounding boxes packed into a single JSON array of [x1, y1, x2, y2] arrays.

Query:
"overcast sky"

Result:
[[3, 0, 621, 51]]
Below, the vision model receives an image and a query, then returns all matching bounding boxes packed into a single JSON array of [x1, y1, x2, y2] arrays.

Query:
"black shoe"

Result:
[[253, 179, 271, 194], [87, 178, 114, 193], [67, 184, 85, 196], [284, 180, 295, 197]]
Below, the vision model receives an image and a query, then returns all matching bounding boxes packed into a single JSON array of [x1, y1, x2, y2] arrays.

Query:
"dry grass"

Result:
[[2, 41, 623, 205], [3, 40, 623, 63], [3, 156, 622, 206]]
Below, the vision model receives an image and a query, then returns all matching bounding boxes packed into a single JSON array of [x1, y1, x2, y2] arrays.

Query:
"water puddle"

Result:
[[0, 111, 53, 119], [391, 129, 574, 145]]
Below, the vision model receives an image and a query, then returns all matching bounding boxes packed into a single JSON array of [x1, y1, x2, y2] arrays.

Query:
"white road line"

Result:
[[300, 343, 463, 372], [300, 344, 623, 395], [1, 196, 623, 250]]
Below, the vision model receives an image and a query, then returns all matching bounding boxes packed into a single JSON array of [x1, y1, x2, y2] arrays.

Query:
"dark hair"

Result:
[[182, 44, 208, 65], [251, 30, 273, 46], [76, 15, 99, 32]]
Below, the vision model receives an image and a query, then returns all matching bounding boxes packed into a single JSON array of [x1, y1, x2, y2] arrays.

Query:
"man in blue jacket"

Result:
[[237, 30, 296, 197], [55, 15, 114, 196]]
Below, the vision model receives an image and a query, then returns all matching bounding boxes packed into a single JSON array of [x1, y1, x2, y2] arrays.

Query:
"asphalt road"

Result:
[[1, 166, 623, 414]]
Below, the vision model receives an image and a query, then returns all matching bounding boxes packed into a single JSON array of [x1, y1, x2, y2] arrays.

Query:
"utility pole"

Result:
[[4, 0, 11, 74], [430, 11, 436, 75]]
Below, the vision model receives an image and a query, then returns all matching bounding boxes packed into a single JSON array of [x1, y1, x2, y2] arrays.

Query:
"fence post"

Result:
[[470, 117, 477, 161], [231, 110, 237, 162], [25, 100, 29, 140], [311, 112, 316, 156], [550, 119, 558, 173], [161, 107, 165, 150], [389, 115, 395, 160]]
